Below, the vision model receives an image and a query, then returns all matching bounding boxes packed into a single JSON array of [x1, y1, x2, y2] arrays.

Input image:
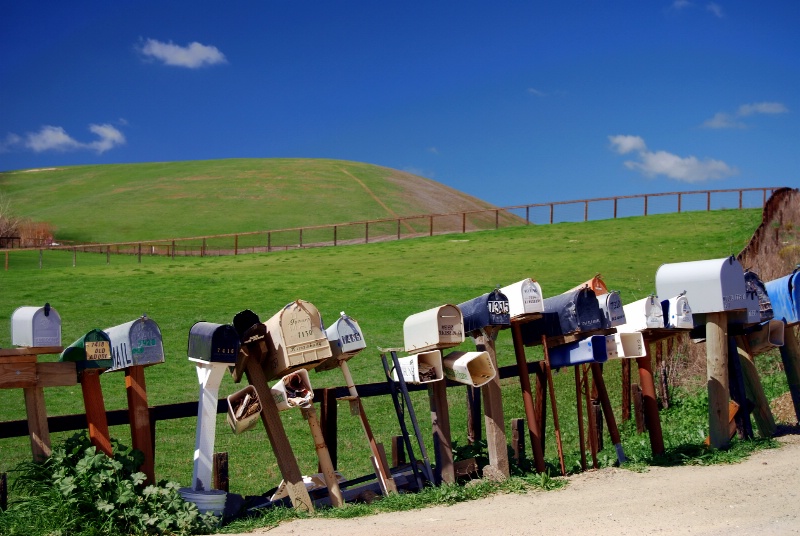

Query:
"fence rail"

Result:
[[1, 187, 780, 269]]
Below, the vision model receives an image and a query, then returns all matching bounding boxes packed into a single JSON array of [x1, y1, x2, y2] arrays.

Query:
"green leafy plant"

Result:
[[1, 432, 218, 536]]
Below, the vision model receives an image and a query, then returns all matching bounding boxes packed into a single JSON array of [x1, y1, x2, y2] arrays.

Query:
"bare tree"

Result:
[[0, 192, 20, 239]]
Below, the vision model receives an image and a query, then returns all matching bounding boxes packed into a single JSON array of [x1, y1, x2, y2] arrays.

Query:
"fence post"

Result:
[[365, 222, 369, 244], [39, 249, 43, 269], [495, 210, 499, 229], [584, 201, 588, 222], [738, 191, 743, 210], [299, 228, 303, 248], [334, 225, 338, 246], [678, 193, 682, 213], [268, 232, 271, 252], [526, 206, 530, 225], [106, 246, 110, 265], [171, 240, 176, 260], [397, 219, 401, 240], [614, 198, 618, 219], [463, 213, 467, 233], [549, 204, 554, 224], [201, 239, 206, 257], [763, 188, 767, 207], [644, 195, 648, 216], [234, 235, 238, 256], [707, 191, 711, 211], [429, 215, 433, 236], [72, 247, 76, 267], [138, 243, 142, 263]]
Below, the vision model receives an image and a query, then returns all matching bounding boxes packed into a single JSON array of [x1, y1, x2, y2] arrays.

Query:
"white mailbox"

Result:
[[617, 295, 664, 333], [500, 278, 544, 319], [442, 350, 496, 388], [263, 300, 332, 381], [606, 333, 646, 359], [403, 305, 464, 353], [104, 316, 165, 372], [598, 291, 626, 328], [271, 369, 314, 411], [316, 312, 367, 372], [661, 293, 694, 329], [656, 256, 749, 314], [11, 304, 61, 347], [392, 350, 443, 384]]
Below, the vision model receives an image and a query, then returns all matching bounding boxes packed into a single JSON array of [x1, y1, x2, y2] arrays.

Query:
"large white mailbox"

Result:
[[403, 304, 464, 353], [11, 304, 61, 347], [656, 256, 749, 314], [500, 278, 544, 319]]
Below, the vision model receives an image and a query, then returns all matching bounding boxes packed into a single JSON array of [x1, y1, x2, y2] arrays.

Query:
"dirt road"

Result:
[[226, 433, 799, 536]]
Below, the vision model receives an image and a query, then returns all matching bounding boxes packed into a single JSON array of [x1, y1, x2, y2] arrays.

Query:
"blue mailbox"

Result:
[[188, 322, 240, 364], [457, 288, 511, 334], [520, 287, 603, 343], [765, 269, 800, 325], [548, 335, 609, 368]]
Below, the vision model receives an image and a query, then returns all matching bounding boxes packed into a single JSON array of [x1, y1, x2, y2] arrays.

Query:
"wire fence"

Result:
[[1, 187, 780, 270]]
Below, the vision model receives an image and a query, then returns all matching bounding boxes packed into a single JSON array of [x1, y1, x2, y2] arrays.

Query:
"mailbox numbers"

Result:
[[487, 300, 510, 315], [340, 332, 362, 345], [85, 341, 110, 361], [215, 347, 236, 355]]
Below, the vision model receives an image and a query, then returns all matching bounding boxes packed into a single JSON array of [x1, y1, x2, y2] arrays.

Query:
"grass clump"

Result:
[[0, 433, 219, 536]]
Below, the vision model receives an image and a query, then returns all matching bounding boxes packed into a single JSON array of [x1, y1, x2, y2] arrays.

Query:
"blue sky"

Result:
[[1, 1, 797, 207]]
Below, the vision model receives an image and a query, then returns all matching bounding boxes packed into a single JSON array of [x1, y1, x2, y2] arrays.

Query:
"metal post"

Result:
[[584, 200, 588, 221], [644, 195, 648, 216], [549, 204, 554, 224], [678, 193, 682, 213]]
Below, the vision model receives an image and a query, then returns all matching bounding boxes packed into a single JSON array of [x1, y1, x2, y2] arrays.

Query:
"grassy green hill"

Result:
[[0, 159, 501, 243], [2, 208, 781, 501]]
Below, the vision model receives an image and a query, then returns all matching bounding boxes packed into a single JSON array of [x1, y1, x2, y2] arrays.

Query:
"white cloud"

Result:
[[7, 124, 126, 154], [706, 2, 724, 17], [608, 134, 737, 183], [608, 135, 647, 154], [139, 38, 227, 68], [671, 0, 692, 9], [527, 88, 547, 97], [427, 146, 440, 155], [703, 101, 789, 128]]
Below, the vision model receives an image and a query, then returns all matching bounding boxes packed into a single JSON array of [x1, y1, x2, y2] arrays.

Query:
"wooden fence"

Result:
[[2, 187, 780, 269]]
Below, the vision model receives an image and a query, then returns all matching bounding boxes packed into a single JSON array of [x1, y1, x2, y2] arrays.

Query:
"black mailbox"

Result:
[[457, 288, 511, 334], [520, 287, 603, 343], [187, 321, 240, 364], [744, 270, 773, 323]]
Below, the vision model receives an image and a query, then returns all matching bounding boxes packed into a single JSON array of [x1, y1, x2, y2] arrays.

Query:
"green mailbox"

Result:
[[60, 329, 113, 370]]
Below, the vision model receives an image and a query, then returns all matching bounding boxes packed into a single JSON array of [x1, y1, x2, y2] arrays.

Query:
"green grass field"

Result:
[[0, 159, 501, 243], [1, 207, 785, 501]]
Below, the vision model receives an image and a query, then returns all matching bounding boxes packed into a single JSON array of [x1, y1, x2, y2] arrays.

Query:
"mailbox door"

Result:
[[662, 295, 694, 329], [11, 305, 62, 347], [765, 271, 799, 325], [233, 309, 261, 340], [60, 329, 113, 369], [599, 291, 626, 328], [744, 271, 773, 322], [459, 289, 510, 333], [501, 279, 544, 318], [329, 314, 366, 356], [188, 322, 240, 364]]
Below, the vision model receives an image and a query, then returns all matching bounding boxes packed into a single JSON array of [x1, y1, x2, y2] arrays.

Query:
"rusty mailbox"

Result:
[[656, 256, 749, 316], [104, 316, 165, 371], [458, 288, 511, 334], [263, 300, 332, 381], [765, 269, 800, 325], [188, 322, 240, 364], [11, 303, 61, 347], [500, 278, 544, 319], [403, 304, 464, 353]]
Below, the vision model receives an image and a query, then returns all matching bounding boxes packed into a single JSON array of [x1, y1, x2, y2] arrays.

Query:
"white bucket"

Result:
[[392, 351, 443, 384], [179, 488, 226, 516], [442, 350, 496, 387]]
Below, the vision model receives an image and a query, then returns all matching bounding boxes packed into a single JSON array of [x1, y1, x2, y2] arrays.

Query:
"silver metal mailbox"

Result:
[[11, 304, 61, 347], [661, 293, 694, 329], [500, 278, 544, 319], [187, 322, 240, 364], [548, 335, 608, 368], [765, 269, 800, 325], [316, 311, 366, 372], [263, 300, 332, 380], [403, 304, 464, 353], [617, 295, 664, 333], [104, 316, 165, 372], [598, 291, 626, 328], [655, 256, 749, 314]]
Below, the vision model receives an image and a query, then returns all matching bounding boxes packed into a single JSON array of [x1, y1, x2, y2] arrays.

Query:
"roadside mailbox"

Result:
[[263, 300, 331, 381], [617, 295, 664, 333], [60, 329, 113, 370], [744, 271, 773, 323], [188, 322, 240, 364], [765, 269, 800, 325], [11, 304, 61, 347], [548, 335, 609, 368], [271, 369, 314, 410], [656, 256, 749, 315], [316, 312, 366, 372], [520, 287, 603, 343], [500, 279, 544, 319], [442, 350, 496, 388], [661, 293, 694, 329], [458, 288, 511, 334], [104, 316, 165, 371], [392, 350, 443, 384], [598, 291, 626, 329], [403, 305, 464, 353]]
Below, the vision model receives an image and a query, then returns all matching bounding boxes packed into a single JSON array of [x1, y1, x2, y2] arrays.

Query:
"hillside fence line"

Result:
[[1, 187, 780, 270]]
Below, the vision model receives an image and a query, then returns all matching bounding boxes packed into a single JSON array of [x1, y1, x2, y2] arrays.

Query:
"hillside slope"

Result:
[[0, 159, 500, 243]]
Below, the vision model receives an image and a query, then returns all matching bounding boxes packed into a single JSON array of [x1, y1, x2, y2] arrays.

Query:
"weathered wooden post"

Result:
[[458, 288, 512, 480], [60, 329, 114, 457], [104, 315, 165, 484]]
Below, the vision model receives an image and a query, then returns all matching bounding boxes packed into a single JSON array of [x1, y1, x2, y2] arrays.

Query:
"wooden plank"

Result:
[[575, 366, 588, 471], [706, 312, 731, 449], [510, 321, 546, 473], [391, 436, 405, 467], [632, 384, 645, 433], [125, 366, 155, 484], [80, 370, 113, 457], [302, 406, 344, 507], [213, 452, 229, 492], [428, 380, 454, 484], [621, 359, 631, 422], [734, 336, 775, 438], [511, 418, 525, 466], [23, 386, 51, 461], [0, 360, 37, 388], [0, 347, 63, 358], [245, 360, 313, 512], [36, 362, 77, 387], [475, 329, 510, 480], [636, 343, 664, 455]]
